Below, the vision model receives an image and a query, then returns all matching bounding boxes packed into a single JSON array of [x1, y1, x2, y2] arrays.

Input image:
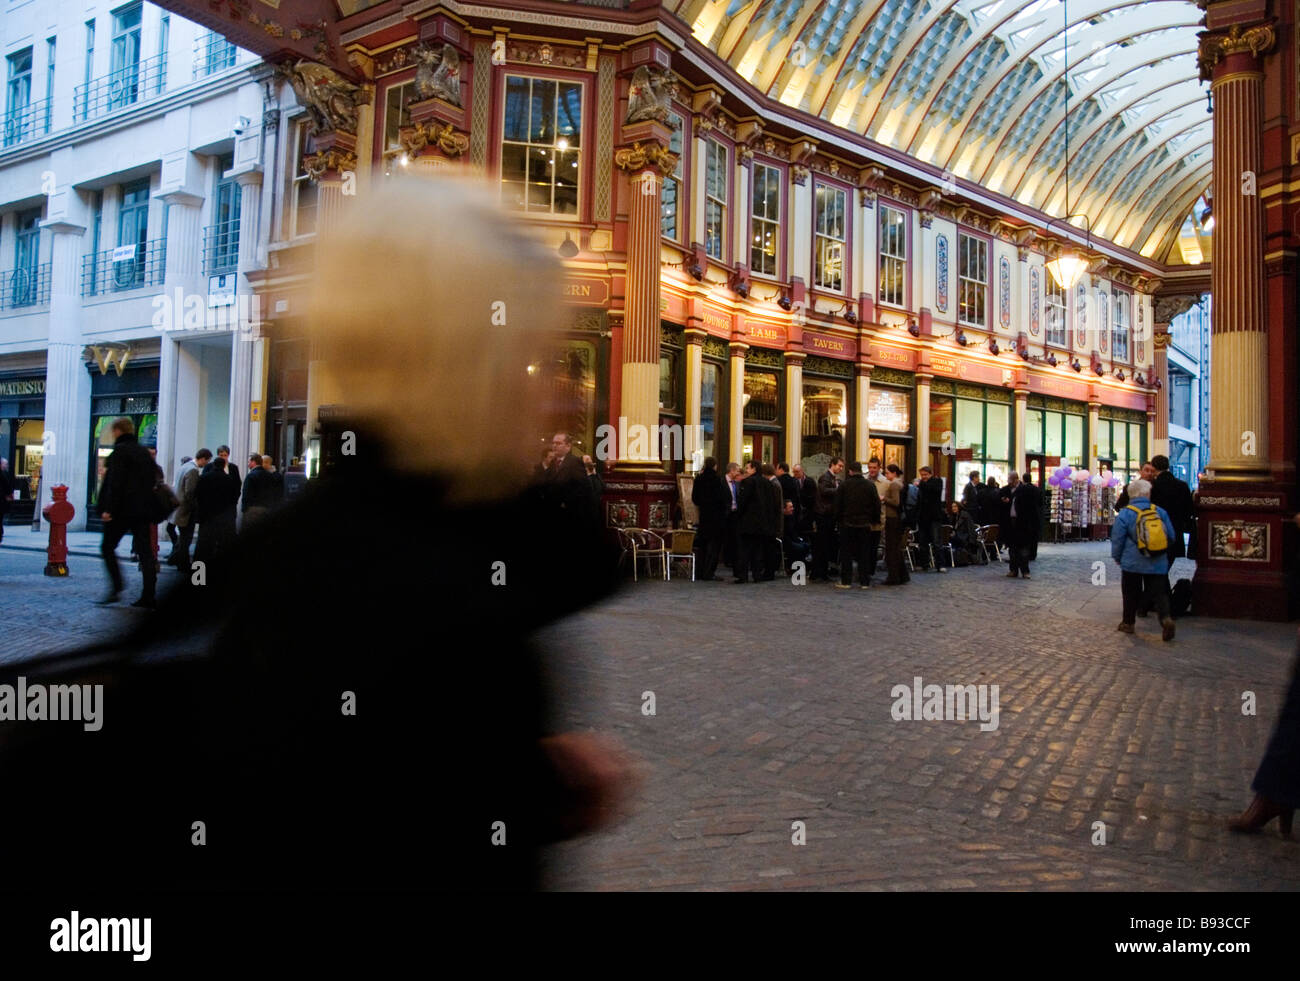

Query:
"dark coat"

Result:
[[776, 472, 801, 525], [961, 480, 983, 522], [737, 472, 780, 536], [795, 475, 817, 522], [815, 468, 840, 516], [241, 467, 282, 512], [1007, 481, 1041, 543], [918, 475, 945, 523], [99, 433, 157, 522], [834, 473, 881, 529], [691, 465, 729, 533], [0, 465, 11, 515], [542, 452, 595, 530], [1151, 470, 1194, 560], [196, 465, 241, 524], [0, 440, 621, 892]]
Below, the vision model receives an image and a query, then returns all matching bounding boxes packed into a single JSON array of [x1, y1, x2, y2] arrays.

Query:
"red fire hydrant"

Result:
[[42, 484, 74, 577]]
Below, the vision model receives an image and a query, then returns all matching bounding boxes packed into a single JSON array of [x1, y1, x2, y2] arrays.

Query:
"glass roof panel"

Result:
[[697, 0, 1208, 257]]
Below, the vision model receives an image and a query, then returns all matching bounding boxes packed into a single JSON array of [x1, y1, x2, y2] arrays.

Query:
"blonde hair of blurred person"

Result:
[[306, 177, 568, 502]]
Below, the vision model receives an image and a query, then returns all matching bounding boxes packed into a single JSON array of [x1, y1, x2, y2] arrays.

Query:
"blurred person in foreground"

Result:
[[0, 179, 633, 892]]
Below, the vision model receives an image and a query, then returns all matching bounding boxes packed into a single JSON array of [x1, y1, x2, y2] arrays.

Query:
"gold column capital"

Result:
[[1198, 23, 1276, 81], [614, 141, 678, 177]]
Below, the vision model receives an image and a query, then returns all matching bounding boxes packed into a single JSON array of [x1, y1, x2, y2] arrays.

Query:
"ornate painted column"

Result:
[[915, 369, 932, 475], [1193, 19, 1291, 619], [684, 328, 705, 471], [1015, 388, 1030, 476], [729, 342, 747, 466], [784, 351, 804, 467], [854, 363, 873, 462], [613, 137, 676, 466], [1150, 324, 1171, 460], [1201, 24, 1272, 480]]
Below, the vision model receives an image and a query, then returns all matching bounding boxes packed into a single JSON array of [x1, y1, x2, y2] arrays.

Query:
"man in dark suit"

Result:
[[735, 461, 779, 583], [0, 457, 11, 545], [1150, 454, 1195, 592], [812, 457, 844, 581], [834, 461, 881, 588], [1004, 471, 1041, 579], [542, 432, 596, 536], [212, 444, 239, 484], [722, 462, 741, 570], [691, 457, 730, 581], [97, 417, 159, 608], [792, 463, 817, 538], [775, 461, 801, 568], [914, 466, 946, 572]]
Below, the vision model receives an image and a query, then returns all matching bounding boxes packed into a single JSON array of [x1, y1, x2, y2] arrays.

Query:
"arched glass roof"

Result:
[[676, 0, 1209, 260]]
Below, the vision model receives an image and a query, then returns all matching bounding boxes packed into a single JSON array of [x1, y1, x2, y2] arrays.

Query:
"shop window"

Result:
[[1045, 275, 1066, 347], [501, 75, 582, 216], [867, 387, 910, 434], [1065, 413, 1083, 465], [802, 380, 846, 462], [929, 397, 954, 448], [1112, 290, 1130, 361], [878, 205, 906, 308], [536, 341, 596, 457], [1025, 408, 1044, 454], [1044, 410, 1063, 457], [958, 232, 987, 327], [750, 163, 780, 277], [659, 349, 679, 412], [1169, 368, 1193, 429], [700, 361, 718, 462], [704, 140, 727, 260], [742, 369, 778, 423], [814, 182, 846, 292], [287, 118, 318, 238]]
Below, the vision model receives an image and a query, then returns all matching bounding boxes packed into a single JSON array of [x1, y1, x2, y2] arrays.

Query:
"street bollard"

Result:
[[41, 484, 74, 577]]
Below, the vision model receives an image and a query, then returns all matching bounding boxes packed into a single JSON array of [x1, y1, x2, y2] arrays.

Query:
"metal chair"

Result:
[[617, 527, 668, 581], [933, 524, 956, 569], [903, 528, 919, 572], [666, 528, 696, 582], [976, 524, 1001, 563]]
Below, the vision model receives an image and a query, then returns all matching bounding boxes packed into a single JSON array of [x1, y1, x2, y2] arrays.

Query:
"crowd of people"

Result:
[[96, 416, 285, 608], [689, 456, 1049, 586]]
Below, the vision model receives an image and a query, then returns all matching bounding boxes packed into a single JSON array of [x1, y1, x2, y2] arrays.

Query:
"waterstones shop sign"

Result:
[[0, 378, 45, 398]]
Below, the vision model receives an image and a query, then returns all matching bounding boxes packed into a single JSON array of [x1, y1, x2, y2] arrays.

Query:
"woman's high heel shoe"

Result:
[[1228, 794, 1294, 836]]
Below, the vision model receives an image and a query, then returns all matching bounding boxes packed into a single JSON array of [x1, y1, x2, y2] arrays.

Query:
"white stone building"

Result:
[[1, 0, 272, 529]]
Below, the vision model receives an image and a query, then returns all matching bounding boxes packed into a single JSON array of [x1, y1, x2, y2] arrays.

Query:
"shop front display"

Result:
[[866, 366, 914, 477], [0, 375, 47, 525], [86, 363, 160, 528], [742, 347, 782, 466], [929, 381, 1012, 499]]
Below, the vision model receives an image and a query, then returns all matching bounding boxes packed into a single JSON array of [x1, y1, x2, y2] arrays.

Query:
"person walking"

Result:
[[834, 462, 880, 589], [168, 450, 205, 571], [881, 463, 911, 586], [96, 417, 159, 609], [914, 466, 946, 572], [691, 457, 729, 581], [1111, 477, 1177, 641], [1004, 471, 1041, 579], [1150, 454, 1195, 597], [812, 457, 844, 581]]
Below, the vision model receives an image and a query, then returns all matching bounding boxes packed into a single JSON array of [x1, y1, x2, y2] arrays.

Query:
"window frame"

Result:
[[703, 137, 730, 262], [285, 117, 318, 241], [812, 178, 850, 295], [749, 159, 783, 280], [877, 200, 909, 310], [956, 229, 989, 329], [1044, 270, 1067, 349], [660, 108, 688, 243], [1112, 288, 1130, 364], [497, 71, 587, 221]]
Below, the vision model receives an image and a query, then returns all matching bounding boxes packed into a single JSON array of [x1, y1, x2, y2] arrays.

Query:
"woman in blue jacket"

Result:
[[1110, 478, 1178, 641]]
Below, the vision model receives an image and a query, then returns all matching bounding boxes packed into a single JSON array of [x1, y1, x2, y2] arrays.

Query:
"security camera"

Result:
[[233, 115, 251, 136]]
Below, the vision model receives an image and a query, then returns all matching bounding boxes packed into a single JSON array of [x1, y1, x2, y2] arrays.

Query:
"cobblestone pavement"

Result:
[[6, 537, 1298, 890], [537, 543, 1300, 891]]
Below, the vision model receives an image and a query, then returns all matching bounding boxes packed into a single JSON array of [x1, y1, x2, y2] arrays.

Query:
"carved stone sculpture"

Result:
[[276, 60, 372, 137], [625, 66, 676, 125], [413, 43, 462, 107]]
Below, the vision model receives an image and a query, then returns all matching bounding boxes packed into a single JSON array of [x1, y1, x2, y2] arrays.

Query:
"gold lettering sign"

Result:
[[747, 322, 786, 345], [804, 332, 853, 358], [0, 378, 45, 397], [702, 310, 730, 333], [560, 278, 608, 305], [872, 346, 913, 368], [563, 283, 592, 296]]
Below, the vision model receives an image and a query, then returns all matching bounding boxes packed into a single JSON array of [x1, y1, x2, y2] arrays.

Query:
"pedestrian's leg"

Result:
[[100, 522, 126, 597], [855, 529, 871, 585], [1120, 571, 1139, 624], [838, 532, 853, 585], [135, 522, 157, 601]]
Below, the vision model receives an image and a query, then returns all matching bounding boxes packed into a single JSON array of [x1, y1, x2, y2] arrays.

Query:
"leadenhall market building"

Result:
[[148, 0, 1298, 613]]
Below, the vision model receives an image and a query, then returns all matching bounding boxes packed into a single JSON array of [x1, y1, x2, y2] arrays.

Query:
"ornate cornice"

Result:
[[614, 141, 678, 176], [398, 121, 470, 158], [1198, 23, 1276, 81], [303, 147, 358, 180]]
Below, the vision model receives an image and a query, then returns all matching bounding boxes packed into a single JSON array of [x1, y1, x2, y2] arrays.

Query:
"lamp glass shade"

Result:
[[1046, 252, 1088, 289]]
